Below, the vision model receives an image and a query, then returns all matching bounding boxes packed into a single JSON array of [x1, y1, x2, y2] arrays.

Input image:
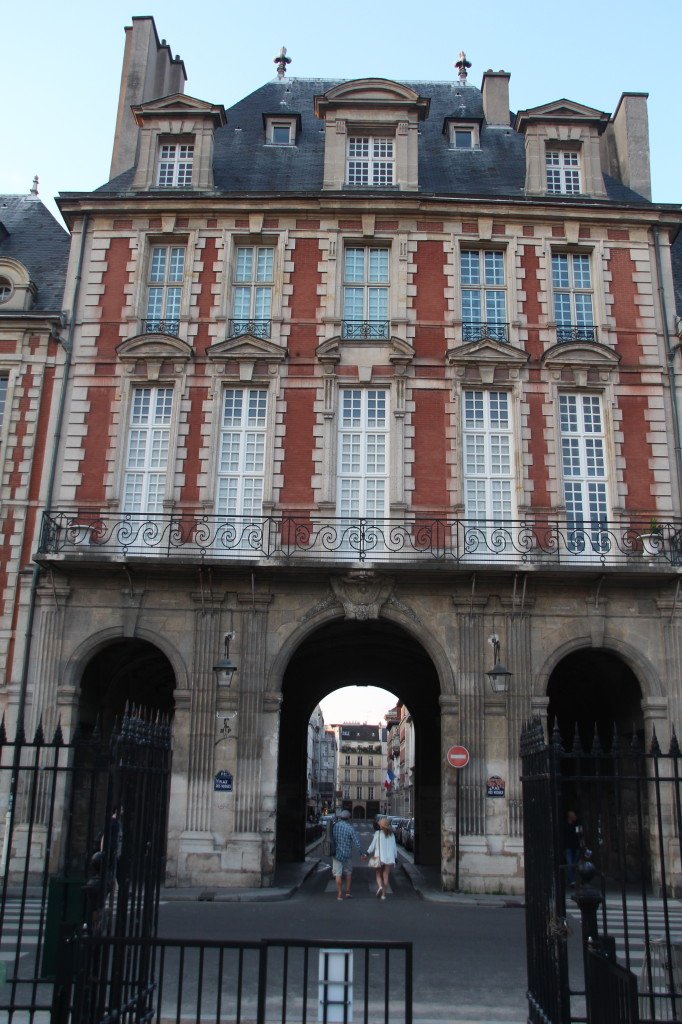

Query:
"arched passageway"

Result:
[[276, 619, 441, 866], [78, 638, 176, 736]]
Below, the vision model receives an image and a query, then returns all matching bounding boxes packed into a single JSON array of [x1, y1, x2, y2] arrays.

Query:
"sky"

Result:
[[319, 686, 398, 727], [3, 0, 682, 225]]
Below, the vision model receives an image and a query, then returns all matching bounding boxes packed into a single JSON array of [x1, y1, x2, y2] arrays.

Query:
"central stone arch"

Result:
[[275, 617, 442, 866]]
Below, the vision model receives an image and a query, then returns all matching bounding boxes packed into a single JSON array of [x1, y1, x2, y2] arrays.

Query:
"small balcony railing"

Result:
[[39, 511, 682, 568], [462, 322, 509, 343], [229, 319, 271, 339], [143, 318, 180, 336], [342, 320, 390, 340], [556, 324, 598, 343]]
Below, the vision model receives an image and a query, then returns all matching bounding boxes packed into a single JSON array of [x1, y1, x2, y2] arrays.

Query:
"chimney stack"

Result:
[[110, 17, 187, 181], [601, 92, 651, 200], [481, 70, 511, 127]]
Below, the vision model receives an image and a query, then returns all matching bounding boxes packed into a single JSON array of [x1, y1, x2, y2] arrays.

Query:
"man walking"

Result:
[[331, 810, 363, 900]]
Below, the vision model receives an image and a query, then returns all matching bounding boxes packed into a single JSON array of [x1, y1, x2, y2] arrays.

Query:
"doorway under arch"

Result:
[[78, 638, 176, 736], [276, 618, 442, 866], [547, 647, 643, 751]]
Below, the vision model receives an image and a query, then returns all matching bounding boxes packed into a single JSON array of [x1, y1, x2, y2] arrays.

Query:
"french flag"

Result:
[[384, 769, 395, 789]]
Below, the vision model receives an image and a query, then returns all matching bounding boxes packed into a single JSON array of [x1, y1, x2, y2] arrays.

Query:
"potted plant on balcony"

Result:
[[641, 518, 664, 558]]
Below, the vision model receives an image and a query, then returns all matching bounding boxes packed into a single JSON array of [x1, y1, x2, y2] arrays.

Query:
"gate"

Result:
[[521, 717, 682, 1024], [0, 707, 171, 1022]]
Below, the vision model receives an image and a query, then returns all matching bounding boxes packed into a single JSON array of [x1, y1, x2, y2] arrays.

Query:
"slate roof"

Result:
[[0, 196, 69, 310], [672, 231, 682, 317], [96, 78, 651, 205]]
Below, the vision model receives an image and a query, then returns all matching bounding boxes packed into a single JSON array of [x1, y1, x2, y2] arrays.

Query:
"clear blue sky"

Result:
[[3, 0, 681, 223]]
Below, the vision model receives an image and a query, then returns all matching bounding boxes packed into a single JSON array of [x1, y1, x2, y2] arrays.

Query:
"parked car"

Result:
[[396, 818, 409, 845], [389, 817, 402, 834], [403, 818, 415, 851]]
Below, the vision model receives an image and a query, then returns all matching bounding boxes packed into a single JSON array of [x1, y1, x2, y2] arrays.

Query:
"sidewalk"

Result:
[[161, 853, 525, 906]]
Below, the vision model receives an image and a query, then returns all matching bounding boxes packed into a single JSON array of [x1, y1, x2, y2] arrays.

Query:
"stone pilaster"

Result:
[[503, 598, 534, 837], [452, 596, 488, 835], [234, 593, 273, 834], [29, 584, 70, 737], [185, 605, 223, 834]]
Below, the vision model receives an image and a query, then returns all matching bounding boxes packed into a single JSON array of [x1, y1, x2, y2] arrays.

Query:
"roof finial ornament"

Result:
[[30, 175, 39, 196], [455, 51, 471, 84], [274, 46, 292, 80]]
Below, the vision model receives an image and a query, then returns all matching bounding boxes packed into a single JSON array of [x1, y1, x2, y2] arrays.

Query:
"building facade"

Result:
[[333, 724, 384, 819], [4, 17, 682, 892]]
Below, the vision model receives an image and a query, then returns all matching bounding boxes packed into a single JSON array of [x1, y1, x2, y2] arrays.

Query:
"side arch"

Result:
[[60, 625, 189, 695], [534, 634, 663, 701]]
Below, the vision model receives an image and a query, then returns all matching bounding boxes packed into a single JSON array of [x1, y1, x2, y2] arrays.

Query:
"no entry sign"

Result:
[[447, 745, 470, 769]]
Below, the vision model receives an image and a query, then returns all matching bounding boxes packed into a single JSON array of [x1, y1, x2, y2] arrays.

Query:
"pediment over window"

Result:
[[132, 93, 227, 127], [117, 333, 193, 379], [314, 79, 430, 118], [542, 340, 621, 372], [208, 335, 287, 364], [317, 334, 415, 369], [447, 339, 528, 385], [515, 99, 610, 134]]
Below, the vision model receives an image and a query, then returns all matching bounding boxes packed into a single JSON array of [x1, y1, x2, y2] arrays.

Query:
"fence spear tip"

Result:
[[669, 726, 680, 757]]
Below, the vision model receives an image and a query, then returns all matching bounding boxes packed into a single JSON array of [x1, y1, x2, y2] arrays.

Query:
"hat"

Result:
[[340, 810, 351, 819]]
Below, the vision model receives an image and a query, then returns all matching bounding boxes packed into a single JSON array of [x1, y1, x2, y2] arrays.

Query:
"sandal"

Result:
[[376, 886, 384, 898], [344, 893, 352, 898]]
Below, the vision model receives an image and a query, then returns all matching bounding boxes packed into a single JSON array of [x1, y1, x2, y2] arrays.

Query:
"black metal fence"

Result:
[[52, 934, 413, 1024], [40, 509, 682, 567], [0, 708, 172, 1022], [521, 717, 682, 1024]]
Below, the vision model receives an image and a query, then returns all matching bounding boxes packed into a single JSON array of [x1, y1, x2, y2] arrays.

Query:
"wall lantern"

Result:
[[213, 631, 237, 688], [486, 634, 512, 693]]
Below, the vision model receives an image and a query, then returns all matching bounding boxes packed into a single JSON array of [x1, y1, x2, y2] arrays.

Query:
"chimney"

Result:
[[481, 70, 511, 127], [109, 17, 188, 181], [602, 93, 651, 200]]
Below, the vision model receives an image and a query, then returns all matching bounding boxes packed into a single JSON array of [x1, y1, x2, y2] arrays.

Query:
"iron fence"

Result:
[[521, 718, 682, 1024], [53, 934, 413, 1024], [229, 318, 272, 339], [0, 708, 172, 1023], [39, 510, 682, 567]]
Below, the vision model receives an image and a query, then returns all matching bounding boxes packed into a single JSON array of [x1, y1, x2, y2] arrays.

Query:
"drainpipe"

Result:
[[14, 212, 89, 729], [653, 225, 682, 514]]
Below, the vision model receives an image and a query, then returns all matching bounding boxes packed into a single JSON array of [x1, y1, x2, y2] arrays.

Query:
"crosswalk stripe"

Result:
[[567, 897, 682, 973]]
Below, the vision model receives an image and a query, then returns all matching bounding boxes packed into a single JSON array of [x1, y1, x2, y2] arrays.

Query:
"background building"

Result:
[[4, 16, 682, 893], [332, 724, 385, 819]]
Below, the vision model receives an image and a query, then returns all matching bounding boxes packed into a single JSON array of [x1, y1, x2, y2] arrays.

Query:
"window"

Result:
[[0, 278, 12, 303], [337, 389, 389, 522], [123, 386, 173, 514], [156, 142, 194, 187], [342, 247, 389, 339], [460, 250, 507, 342], [344, 769, 350, 782], [343, 786, 350, 800], [145, 245, 185, 335], [559, 393, 608, 552], [347, 136, 394, 186], [463, 391, 514, 525], [356, 786, 362, 800], [266, 119, 295, 145], [0, 375, 7, 426], [357, 769, 363, 782], [231, 246, 274, 338], [546, 149, 581, 195], [368, 756, 374, 766], [216, 388, 267, 519], [368, 787, 375, 800], [357, 756, 363, 766], [552, 253, 596, 341], [344, 755, 351, 765]]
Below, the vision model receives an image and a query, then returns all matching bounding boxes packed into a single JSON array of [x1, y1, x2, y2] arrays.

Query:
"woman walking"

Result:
[[366, 818, 397, 899]]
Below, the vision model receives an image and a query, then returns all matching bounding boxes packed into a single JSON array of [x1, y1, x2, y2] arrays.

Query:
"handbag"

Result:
[[368, 854, 381, 868]]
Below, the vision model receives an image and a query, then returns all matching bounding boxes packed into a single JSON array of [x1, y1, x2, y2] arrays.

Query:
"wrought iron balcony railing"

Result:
[[556, 324, 598, 343], [39, 511, 682, 568], [462, 322, 509, 343], [342, 320, 390, 340], [143, 319, 180, 336], [229, 319, 271, 339]]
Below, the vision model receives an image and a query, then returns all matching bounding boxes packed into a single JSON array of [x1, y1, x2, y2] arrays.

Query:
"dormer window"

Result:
[[453, 128, 473, 149], [347, 136, 395, 186], [268, 120, 295, 145], [546, 148, 581, 194], [0, 278, 12, 303], [156, 142, 194, 187]]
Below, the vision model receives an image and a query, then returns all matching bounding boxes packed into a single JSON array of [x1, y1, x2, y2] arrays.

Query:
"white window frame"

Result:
[[231, 245, 274, 338], [122, 385, 174, 514], [460, 250, 508, 342], [546, 148, 581, 195], [552, 252, 595, 341], [156, 141, 194, 188], [337, 388, 390, 522], [342, 247, 390, 339], [215, 387, 268, 520], [559, 392, 609, 554], [448, 123, 480, 149], [462, 390, 517, 561], [0, 374, 8, 427], [266, 118, 296, 145], [145, 244, 186, 334], [346, 136, 395, 186]]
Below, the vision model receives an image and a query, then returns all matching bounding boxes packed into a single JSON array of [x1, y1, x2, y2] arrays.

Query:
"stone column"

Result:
[[260, 691, 283, 884], [504, 598, 534, 839], [30, 583, 70, 738]]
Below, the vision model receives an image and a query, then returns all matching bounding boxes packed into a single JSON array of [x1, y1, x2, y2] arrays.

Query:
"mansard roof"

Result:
[[96, 77, 651, 204], [0, 195, 69, 310]]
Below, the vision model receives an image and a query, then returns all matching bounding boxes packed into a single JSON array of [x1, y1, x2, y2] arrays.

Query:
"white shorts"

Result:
[[332, 857, 352, 877]]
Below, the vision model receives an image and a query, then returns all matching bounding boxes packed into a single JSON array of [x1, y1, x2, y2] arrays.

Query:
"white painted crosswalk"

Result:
[[0, 898, 43, 960], [567, 895, 682, 975]]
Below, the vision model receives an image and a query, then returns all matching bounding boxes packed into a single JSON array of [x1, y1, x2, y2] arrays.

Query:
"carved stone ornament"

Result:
[[331, 572, 395, 620]]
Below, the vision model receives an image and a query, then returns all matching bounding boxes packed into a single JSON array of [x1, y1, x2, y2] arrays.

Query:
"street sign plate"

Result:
[[447, 745, 470, 769]]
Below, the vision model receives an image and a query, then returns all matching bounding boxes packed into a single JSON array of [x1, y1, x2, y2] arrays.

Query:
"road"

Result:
[[159, 822, 528, 1023]]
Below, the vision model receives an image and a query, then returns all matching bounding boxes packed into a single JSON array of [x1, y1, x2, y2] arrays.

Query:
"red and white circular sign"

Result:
[[447, 745, 470, 769]]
